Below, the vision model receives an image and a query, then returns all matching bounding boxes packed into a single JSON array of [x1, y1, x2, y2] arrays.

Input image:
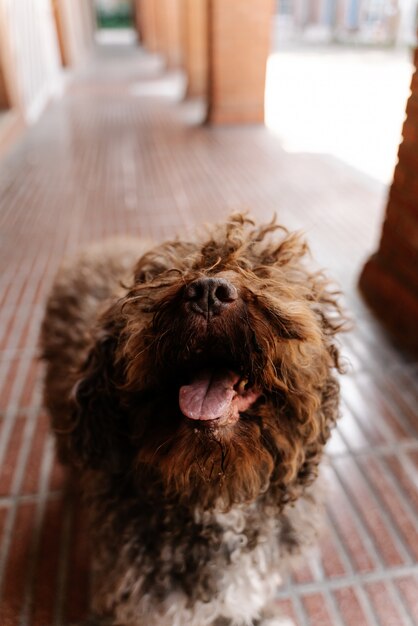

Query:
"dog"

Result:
[[41, 215, 345, 626]]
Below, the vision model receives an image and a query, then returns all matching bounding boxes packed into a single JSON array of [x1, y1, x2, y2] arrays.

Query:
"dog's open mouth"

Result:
[[179, 368, 260, 427]]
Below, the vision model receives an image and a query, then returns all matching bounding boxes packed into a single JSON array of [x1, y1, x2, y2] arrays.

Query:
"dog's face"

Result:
[[72, 216, 345, 509]]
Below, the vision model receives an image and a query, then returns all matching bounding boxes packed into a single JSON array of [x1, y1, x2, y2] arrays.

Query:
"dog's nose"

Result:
[[185, 277, 238, 317]]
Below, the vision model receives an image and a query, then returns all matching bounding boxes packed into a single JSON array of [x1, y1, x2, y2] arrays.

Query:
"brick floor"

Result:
[[0, 43, 417, 626]]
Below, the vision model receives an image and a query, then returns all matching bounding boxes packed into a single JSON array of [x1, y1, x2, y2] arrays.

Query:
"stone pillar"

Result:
[[359, 46, 418, 353], [206, 0, 274, 124], [183, 0, 208, 98]]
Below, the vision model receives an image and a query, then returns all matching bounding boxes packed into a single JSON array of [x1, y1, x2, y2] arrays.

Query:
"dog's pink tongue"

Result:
[[179, 369, 239, 421]]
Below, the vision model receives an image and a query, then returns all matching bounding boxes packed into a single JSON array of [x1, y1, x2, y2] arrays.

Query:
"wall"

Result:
[[0, 0, 62, 123]]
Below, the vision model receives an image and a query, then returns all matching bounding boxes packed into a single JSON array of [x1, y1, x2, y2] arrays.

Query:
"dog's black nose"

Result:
[[185, 277, 238, 317]]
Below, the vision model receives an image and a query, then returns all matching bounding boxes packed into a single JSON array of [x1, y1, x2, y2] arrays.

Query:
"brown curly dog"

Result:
[[41, 215, 346, 626]]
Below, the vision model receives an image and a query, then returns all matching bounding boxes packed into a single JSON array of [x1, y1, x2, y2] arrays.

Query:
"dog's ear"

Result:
[[68, 329, 128, 471]]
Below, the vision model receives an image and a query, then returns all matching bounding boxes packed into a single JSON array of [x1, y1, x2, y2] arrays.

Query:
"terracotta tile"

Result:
[[408, 449, 418, 471], [333, 586, 369, 626], [0, 308, 15, 348], [380, 385, 418, 439], [274, 598, 299, 625], [0, 505, 8, 542], [381, 373, 418, 435], [64, 500, 91, 623], [318, 528, 347, 579], [0, 310, 18, 352], [0, 280, 13, 310], [17, 313, 37, 352], [0, 415, 27, 496], [8, 272, 30, 309], [48, 454, 67, 492], [354, 374, 411, 441], [292, 562, 316, 584], [340, 376, 386, 446], [385, 454, 418, 514], [325, 424, 348, 456], [395, 576, 418, 622], [324, 466, 377, 573], [333, 457, 407, 567], [365, 581, 407, 626], [22, 413, 49, 495], [358, 456, 418, 561], [0, 359, 20, 412], [0, 503, 36, 625], [30, 498, 65, 626], [302, 593, 333, 626], [17, 358, 42, 408], [336, 399, 369, 451]]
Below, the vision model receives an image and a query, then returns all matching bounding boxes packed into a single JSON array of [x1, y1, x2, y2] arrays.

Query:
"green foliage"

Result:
[[96, 8, 133, 29]]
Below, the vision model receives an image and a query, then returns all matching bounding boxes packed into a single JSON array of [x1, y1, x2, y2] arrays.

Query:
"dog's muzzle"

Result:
[[184, 277, 238, 318], [178, 277, 260, 427]]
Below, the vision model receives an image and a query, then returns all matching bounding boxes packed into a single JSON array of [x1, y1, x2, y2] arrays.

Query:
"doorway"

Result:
[[95, 0, 137, 46]]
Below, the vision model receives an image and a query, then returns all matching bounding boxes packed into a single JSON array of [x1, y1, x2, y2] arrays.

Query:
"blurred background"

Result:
[[0, 1, 417, 626]]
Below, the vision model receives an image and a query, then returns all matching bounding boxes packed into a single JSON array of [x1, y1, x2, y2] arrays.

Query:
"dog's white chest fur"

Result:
[[92, 494, 320, 626], [108, 506, 280, 626]]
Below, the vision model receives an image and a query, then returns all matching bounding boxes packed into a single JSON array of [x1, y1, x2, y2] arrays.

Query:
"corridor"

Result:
[[0, 42, 417, 626]]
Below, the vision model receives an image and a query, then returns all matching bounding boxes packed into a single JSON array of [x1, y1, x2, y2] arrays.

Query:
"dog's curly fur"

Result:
[[41, 215, 346, 626]]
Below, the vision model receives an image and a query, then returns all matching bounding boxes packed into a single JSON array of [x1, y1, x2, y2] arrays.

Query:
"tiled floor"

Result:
[[0, 43, 417, 626]]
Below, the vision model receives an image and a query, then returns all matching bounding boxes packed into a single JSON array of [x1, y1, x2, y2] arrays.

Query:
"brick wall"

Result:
[[1, 0, 62, 123]]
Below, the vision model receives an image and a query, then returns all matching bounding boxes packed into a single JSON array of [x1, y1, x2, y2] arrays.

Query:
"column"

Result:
[[183, 0, 208, 98], [359, 46, 418, 352], [206, 0, 274, 124], [137, 0, 158, 52]]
